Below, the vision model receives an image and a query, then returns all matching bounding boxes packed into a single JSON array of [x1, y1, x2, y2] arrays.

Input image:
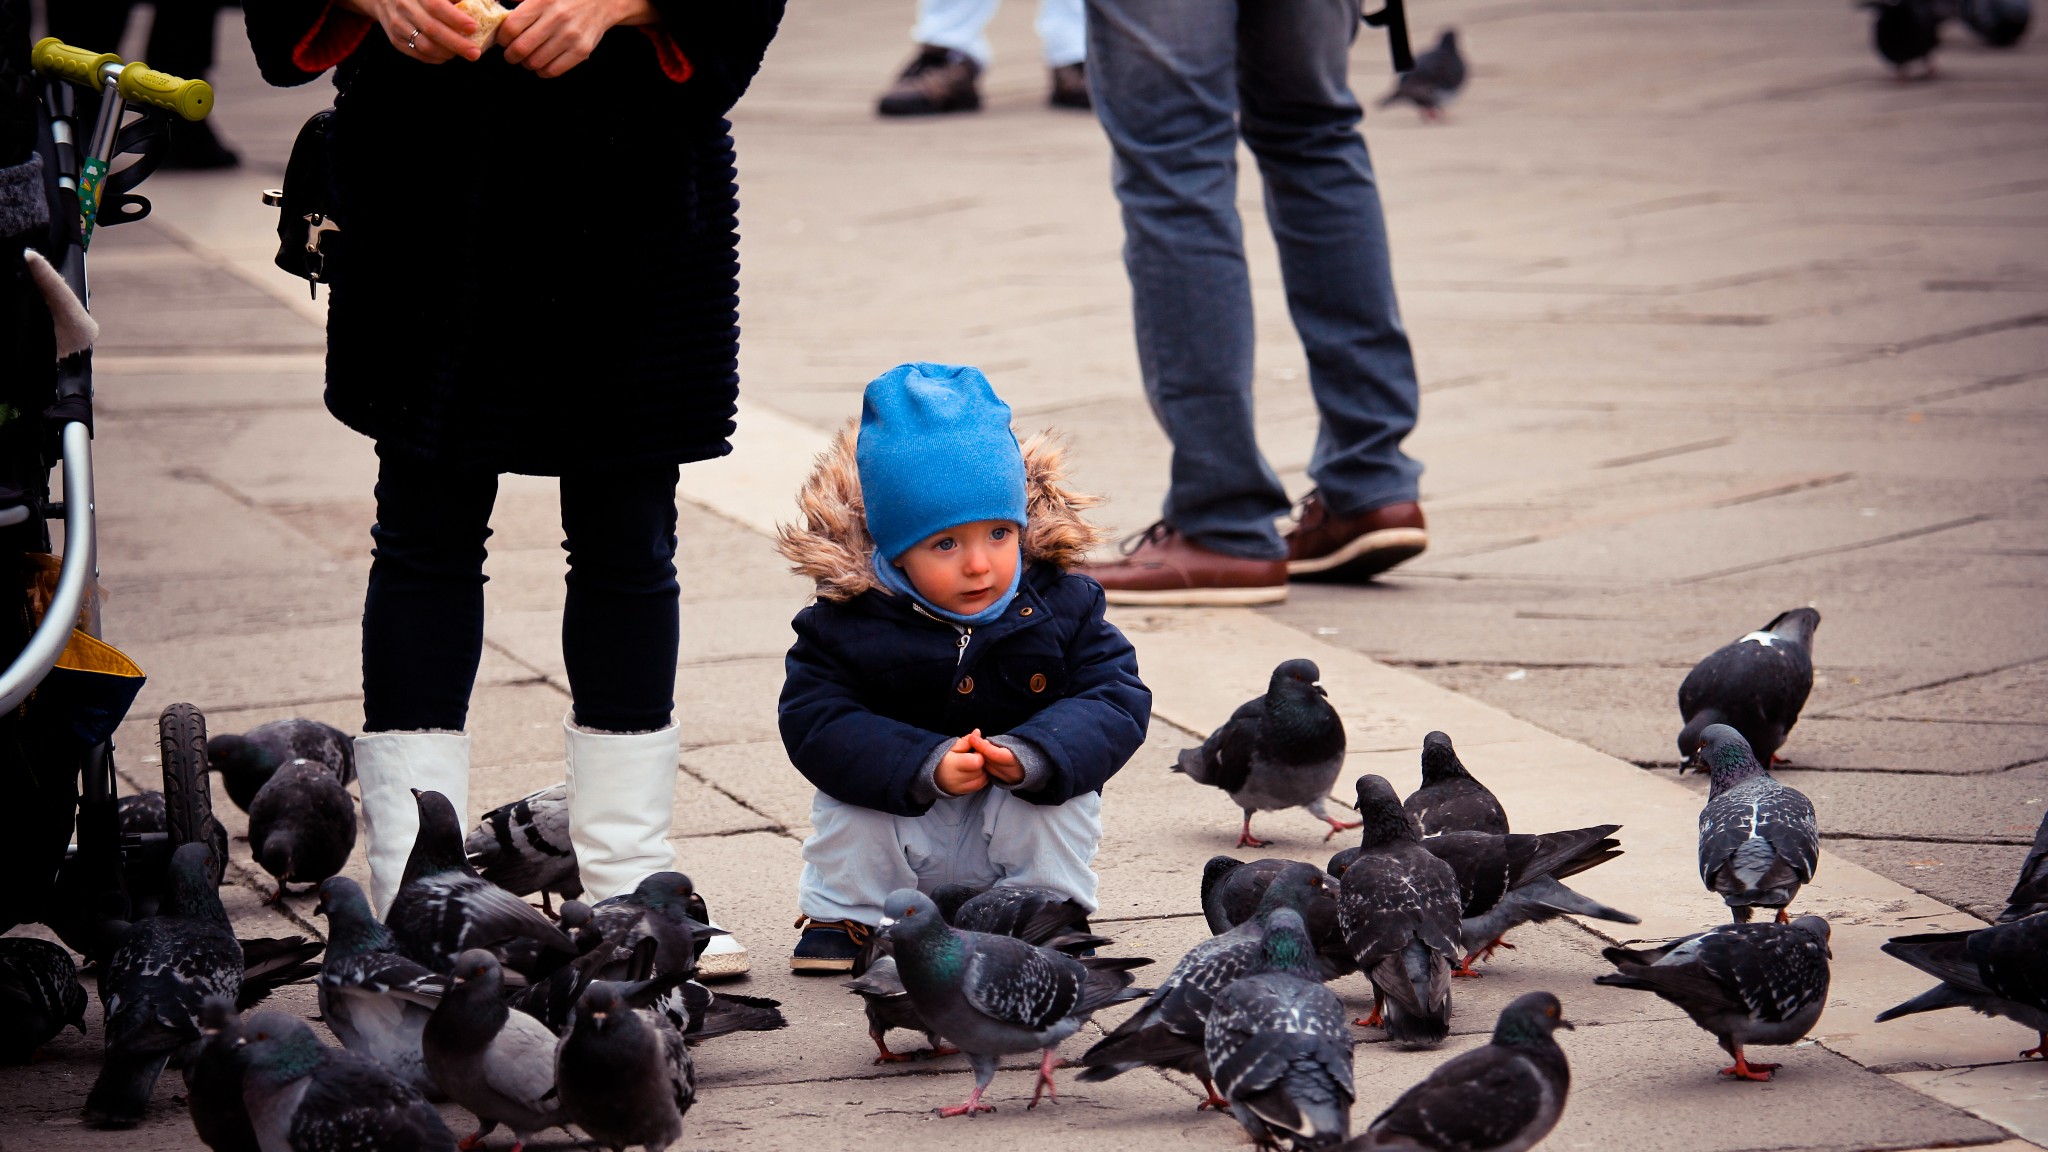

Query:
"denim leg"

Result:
[[1238, 0, 1423, 514], [362, 445, 497, 733], [1087, 0, 1290, 559], [558, 465, 681, 734], [1037, 0, 1086, 66], [913, 0, 1003, 65]]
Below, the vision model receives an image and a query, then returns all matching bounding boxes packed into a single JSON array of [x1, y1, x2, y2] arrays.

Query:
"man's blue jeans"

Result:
[[1086, 0, 1423, 560]]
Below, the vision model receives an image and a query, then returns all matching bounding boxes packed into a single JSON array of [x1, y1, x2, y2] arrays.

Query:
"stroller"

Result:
[[0, 36, 226, 962]]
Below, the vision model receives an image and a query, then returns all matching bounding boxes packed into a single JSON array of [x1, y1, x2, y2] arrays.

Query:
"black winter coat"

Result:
[[243, 0, 785, 474], [780, 564, 1151, 819]]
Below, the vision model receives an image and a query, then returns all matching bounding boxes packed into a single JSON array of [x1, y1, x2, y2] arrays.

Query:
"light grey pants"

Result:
[[797, 786, 1103, 924]]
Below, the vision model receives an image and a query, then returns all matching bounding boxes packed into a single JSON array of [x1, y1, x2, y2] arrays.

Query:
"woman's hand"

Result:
[[500, 0, 657, 79], [340, 0, 481, 64]]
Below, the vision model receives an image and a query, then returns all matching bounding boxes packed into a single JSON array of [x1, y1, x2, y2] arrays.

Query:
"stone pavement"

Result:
[[3, 0, 2046, 1149]]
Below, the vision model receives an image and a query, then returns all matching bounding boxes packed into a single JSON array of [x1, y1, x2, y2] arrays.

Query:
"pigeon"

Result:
[[247, 758, 358, 903], [386, 789, 576, 974], [84, 841, 244, 1127], [1402, 731, 1508, 838], [467, 783, 582, 917], [313, 876, 447, 1098], [1204, 908, 1355, 1151], [556, 980, 695, 1152], [1958, 0, 2030, 45], [1863, 0, 1945, 77], [880, 886, 1151, 1116], [239, 1010, 456, 1152], [1081, 862, 1334, 1107], [119, 788, 167, 834], [1596, 916, 1832, 1081], [1689, 725, 1820, 923], [933, 882, 1111, 953], [207, 719, 356, 815], [1417, 825, 1639, 975], [1378, 29, 1466, 121], [0, 936, 88, 1063], [1345, 991, 1573, 1152], [1999, 809, 2048, 923], [422, 949, 570, 1151], [1202, 855, 1355, 978], [183, 996, 258, 1152], [1876, 913, 2048, 1060], [117, 788, 229, 917], [845, 954, 959, 1063], [576, 871, 726, 982], [1175, 659, 1352, 848], [235, 936, 327, 1009], [1335, 775, 1463, 1046], [1678, 608, 1820, 765]]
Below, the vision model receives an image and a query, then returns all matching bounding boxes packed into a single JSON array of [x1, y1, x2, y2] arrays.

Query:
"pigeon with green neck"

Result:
[[1336, 776, 1462, 1046], [1689, 725, 1819, 923], [241, 1010, 455, 1151], [1204, 908, 1355, 1150]]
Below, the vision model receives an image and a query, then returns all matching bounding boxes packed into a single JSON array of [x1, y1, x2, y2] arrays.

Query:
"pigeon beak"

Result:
[[589, 1010, 608, 1022], [1557, 1018, 1576, 1031], [877, 916, 896, 927]]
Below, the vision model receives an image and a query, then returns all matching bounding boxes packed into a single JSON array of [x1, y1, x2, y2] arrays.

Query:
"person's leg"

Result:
[[981, 788, 1103, 912], [913, 0, 1003, 65], [1037, 0, 1086, 66], [795, 791, 917, 972], [881, 0, 991, 115]]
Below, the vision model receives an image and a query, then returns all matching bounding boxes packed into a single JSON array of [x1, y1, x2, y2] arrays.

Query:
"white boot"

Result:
[[354, 730, 471, 918]]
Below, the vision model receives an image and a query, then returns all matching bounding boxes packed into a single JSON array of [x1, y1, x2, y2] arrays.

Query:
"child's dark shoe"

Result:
[[791, 916, 873, 974]]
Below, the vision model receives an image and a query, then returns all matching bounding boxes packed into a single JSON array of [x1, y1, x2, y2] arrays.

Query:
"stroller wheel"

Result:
[[159, 703, 226, 886]]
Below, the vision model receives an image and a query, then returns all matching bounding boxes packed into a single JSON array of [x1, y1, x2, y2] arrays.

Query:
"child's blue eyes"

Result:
[[931, 527, 1011, 553], [991, 527, 1010, 541], [934, 539, 956, 552]]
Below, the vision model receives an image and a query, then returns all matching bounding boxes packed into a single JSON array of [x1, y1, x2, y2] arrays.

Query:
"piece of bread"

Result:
[[456, 0, 509, 50]]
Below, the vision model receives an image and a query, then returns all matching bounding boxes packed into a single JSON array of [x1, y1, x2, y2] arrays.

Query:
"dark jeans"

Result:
[[362, 445, 681, 735], [1086, 0, 1423, 560]]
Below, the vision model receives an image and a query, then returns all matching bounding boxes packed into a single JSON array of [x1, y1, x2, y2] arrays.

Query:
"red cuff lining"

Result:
[[292, 1, 376, 74], [638, 26, 694, 83]]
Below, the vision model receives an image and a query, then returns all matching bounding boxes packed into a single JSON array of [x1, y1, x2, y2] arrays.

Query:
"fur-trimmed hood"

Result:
[[777, 423, 1106, 601]]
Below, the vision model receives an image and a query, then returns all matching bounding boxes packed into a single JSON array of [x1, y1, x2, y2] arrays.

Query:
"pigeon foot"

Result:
[[458, 1131, 486, 1150], [1321, 817, 1362, 842], [1028, 1049, 1061, 1109], [1451, 957, 1484, 978], [1197, 1077, 1230, 1110], [1354, 1007, 1384, 1028], [938, 1087, 995, 1117], [1236, 818, 1269, 849], [2020, 1034, 2044, 1060], [1775, 908, 1790, 925], [1718, 1051, 1779, 1082]]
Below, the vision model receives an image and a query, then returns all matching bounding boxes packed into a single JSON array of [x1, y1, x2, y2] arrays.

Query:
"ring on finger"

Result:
[[405, 27, 422, 49]]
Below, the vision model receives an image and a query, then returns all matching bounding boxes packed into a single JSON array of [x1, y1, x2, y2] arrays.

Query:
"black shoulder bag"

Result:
[[261, 109, 344, 298]]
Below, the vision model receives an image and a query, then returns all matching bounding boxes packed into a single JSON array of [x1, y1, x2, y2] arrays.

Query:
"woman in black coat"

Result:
[[244, 0, 782, 972]]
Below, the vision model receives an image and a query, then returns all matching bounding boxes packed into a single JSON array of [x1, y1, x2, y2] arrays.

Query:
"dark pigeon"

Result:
[[1678, 608, 1819, 765], [880, 887, 1150, 1116], [422, 950, 569, 1151], [207, 719, 355, 815], [0, 936, 88, 1063], [313, 876, 446, 1099], [1081, 862, 1333, 1108], [84, 842, 243, 1127], [1204, 908, 1355, 1151], [1175, 659, 1353, 848], [556, 980, 695, 1152], [933, 882, 1111, 953], [183, 996, 258, 1152], [240, 1010, 456, 1152], [1201, 855, 1355, 979], [1597, 916, 1832, 1081], [1690, 725, 1819, 923], [119, 788, 166, 834], [1999, 809, 2048, 923], [1862, 0, 1944, 77], [578, 871, 726, 982], [118, 789, 228, 918], [1378, 29, 1466, 120], [1346, 992, 1572, 1152], [1335, 776, 1463, 1047], [1876, 913, 2048, 1061], [466, 783, 582, 918], [248, 758, 357, 903], [1958, 0, 2030, 45], [386, 789, 575, 974], [1418, 825, 1639, 974], [236, 936, 326, 1011], [845, 954, 958, 1064], [1402, 731, 1508, 838]]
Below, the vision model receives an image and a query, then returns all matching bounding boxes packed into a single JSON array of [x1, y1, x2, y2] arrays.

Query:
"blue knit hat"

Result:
[[858, 362, 1028, 564]]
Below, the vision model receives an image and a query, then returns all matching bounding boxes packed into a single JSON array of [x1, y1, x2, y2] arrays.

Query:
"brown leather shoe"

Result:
[[1074, 522, 1288, 606], [1284, 493, 1428, 581], [877, 46, 983, 116], [1049, 62, 1091, 109]]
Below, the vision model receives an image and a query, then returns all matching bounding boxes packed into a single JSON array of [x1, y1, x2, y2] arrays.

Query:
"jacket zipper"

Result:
[[955, 628, 972, 665]]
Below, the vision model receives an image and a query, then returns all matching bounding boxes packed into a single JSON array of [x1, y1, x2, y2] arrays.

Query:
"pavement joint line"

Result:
[[166, 465, 355, 561], [675, 764, 801, 842], [1780, 310, 2048, 377], [1595, 435, 1738, 469], [1708, 471, 1857, 508], [1814, 653, 2048, 714], [1672, 514, 1995, 585], [1820, 832, 2037, 848], [1892, 367, 2048, 410]]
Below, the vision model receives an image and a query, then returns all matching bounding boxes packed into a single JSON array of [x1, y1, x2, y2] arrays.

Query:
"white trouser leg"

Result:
[[563, 713, 680, 904], [983, 788, 1103, 912], [798, 790, 922, 925], [354, 730, 471, 918]]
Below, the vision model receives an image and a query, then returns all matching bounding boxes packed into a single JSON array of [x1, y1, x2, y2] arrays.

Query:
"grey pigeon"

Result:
[[1999, 809, 2048, 923], [1081, 862, 1333, 1108], [467, 783, 582, 917], [1958, 0, 2030, 45], [1678, 608, 1819, 765], [1345, 992, 1572, 1152], [576, 871, 726, 983], [933, 882, 1111, 953], [1862, 0, 1944, 77], [1876, 913, 2048, 1061], [387, 789, 575, 974], [1689, 725, 1819, 923], [183, 996, 258, 1152], [556, 980, 695, 1152], [845, 954, 958, 1063], [84, 841, 243, 1127], [1596, 916, 1832, 1081], [1335, 776, 1462, 1047], [1418, 825, 1639, 975], [313, 876, 446, 1098], [239, 1010, 456, 1152], [1175, 659, 1352, 847], [880, 886, 1151, 1115], [1402, 731, 1508, 837], [1378, 30, 1465, 120], [118, 789, 228, 918], [248, 758, 357, 903], [1202, 855, 1355, 979], [0, 936, 88, 1063], [119, 788, 167, 834], [1204, 908, 1355, 1151], [207, 719, 355, 815], [422, 949, 569, 1150]]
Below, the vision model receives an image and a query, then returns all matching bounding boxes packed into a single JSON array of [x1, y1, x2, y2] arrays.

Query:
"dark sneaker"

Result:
[[1049, 62, 1090, 109], [791, 916, 873, 974], [877, 46, 983, 116], [1072, 521, 1288, 607], [1284, 493, 1428, 582]]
